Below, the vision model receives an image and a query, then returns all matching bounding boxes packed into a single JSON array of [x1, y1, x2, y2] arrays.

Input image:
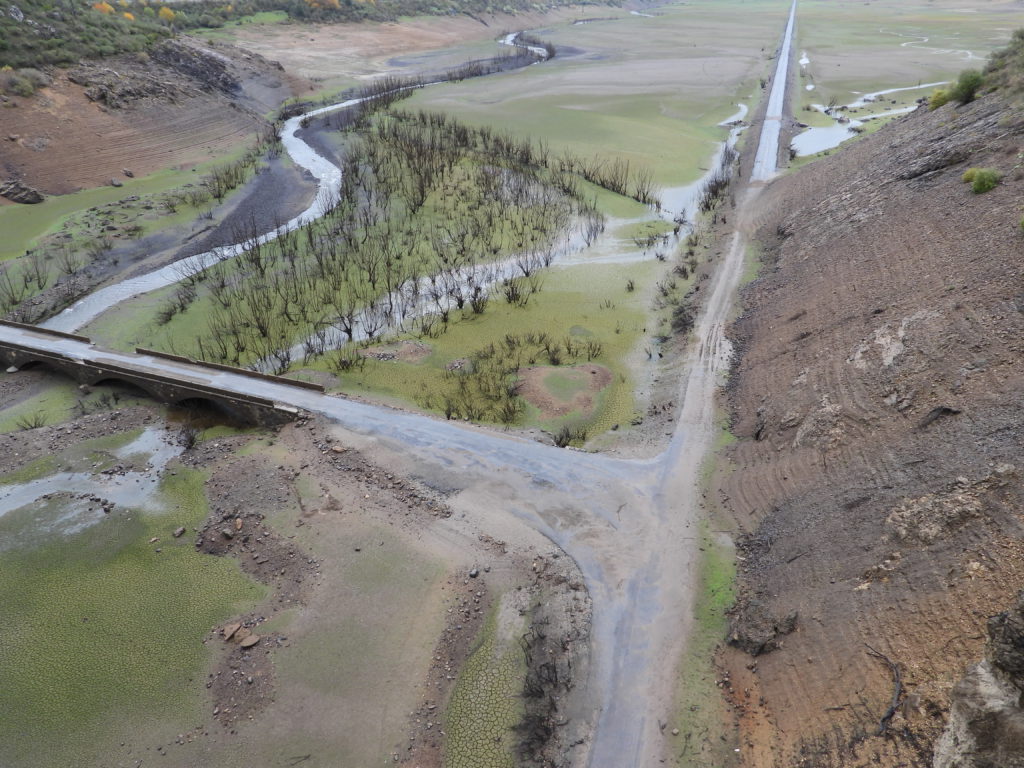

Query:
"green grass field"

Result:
[[407, 1, 788, 191], [306, 259, 657, 438], [796, 0, 1018, 107]]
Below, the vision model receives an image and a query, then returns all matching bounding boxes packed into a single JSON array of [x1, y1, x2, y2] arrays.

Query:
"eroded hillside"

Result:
[[1, 38, 295, 195], [720, 70, 1024, 766]]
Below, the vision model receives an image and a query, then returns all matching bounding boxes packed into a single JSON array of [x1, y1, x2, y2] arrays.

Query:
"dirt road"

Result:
[[0, 191, 755, 767], [6, 5, 799, 763]]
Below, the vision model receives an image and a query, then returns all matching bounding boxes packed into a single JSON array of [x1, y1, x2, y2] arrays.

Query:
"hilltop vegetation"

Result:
[[984, 27, 1024, 96], [930, 27, 1024, 110], [0, 0, 585, 68], [0, 0, 167, 68]]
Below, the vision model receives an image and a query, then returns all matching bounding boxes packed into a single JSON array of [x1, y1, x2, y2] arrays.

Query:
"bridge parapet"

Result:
[[0, 323, 308, 425]]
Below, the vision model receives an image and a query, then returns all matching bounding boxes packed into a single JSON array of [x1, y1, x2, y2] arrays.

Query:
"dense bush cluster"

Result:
[[928, 69, 983, 110], [961, 166, 1001, 194], [0, 66, 49, 95], [984, 27, 1024, 95], [421, 331, 604, 430], [0, 0, 168, 68], [930, 27, 1024, 109]]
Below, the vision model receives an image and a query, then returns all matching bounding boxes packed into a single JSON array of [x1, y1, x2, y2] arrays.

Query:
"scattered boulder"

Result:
[[934, 591, 1024, 767], [0, 179, 44, 204], [109, 178, 122, 188], [122, 168, 133, 178], [172, 526, 186, 538], [239, 634, 260, 648], [727, 599, 799, 656]]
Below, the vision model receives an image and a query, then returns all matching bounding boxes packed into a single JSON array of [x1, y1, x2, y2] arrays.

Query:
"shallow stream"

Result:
[[0, 428, 182, 550]]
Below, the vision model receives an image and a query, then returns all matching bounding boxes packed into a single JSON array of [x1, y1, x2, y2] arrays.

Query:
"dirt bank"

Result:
[[219, 6, 616, 83], [0, 38, 299, 195], [720, 92, 1024, 766]]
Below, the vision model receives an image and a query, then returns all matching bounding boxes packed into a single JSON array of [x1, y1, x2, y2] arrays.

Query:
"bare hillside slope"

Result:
[[0, 38, 296, 195], [721, 87, 1024, 766]]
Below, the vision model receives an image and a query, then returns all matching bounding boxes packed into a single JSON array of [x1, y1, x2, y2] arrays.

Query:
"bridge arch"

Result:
[[12, 358, 66, 375], [173, 396, 245, 423], [88, 377, 160, 400]]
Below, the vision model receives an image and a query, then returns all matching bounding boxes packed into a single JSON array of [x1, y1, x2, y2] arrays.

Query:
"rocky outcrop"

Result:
[[0, 179, 43, 203], [150, 39, 240, 95], [934, 592, 1024, 767], [67, 40, 241, 109], [67, 63, 193, 108]]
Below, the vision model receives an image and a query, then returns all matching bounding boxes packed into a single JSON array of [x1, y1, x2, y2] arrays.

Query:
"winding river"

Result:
[[11, 8, 801, 766]]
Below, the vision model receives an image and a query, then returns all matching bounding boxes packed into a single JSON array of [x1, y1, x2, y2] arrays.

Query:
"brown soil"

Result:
[[518, 363, 612, 419], [221, 7, 608, 83], [720, 93, 1024, 767], [359, 339, 432, 363], [0, 39, 298, 195]]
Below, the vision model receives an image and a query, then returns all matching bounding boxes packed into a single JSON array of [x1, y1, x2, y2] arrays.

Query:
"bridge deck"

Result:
[[0, 321, 323, 422]]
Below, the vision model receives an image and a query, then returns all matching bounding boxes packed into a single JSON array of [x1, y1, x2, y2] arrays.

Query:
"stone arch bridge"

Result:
[[0, 321, 322, 424]]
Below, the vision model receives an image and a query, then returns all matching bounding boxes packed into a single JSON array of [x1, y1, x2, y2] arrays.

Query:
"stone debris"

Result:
[[0, 179, 44, 204]]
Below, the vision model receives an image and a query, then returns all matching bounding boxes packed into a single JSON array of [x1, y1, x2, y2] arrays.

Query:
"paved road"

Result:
[[5, 6, 797, 764], [751, 0, 798, 181]]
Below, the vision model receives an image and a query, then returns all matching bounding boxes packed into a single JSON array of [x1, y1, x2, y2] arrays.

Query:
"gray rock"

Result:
[[935, 592, 1024, 767], [727, 599, 798, 656], [0, 179, 43, 204]]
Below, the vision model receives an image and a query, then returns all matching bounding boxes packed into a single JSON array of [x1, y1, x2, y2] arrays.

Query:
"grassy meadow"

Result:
[[795, 0, 1019, 110]]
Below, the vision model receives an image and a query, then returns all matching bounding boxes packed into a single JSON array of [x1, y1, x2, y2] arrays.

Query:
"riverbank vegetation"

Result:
[[0, 126, 280, 323], [111, 88, 660, 401], [155, 100, 612, 366]]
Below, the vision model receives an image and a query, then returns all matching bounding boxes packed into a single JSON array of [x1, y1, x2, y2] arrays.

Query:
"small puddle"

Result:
[[791, 81, 946, 157], [0, 428, 183, 550]]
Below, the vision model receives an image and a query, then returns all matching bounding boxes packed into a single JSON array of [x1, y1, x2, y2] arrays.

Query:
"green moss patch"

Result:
[[444, 606, 525, 768], [310, 260, 653, 440], [0, 465, 265, 767]]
